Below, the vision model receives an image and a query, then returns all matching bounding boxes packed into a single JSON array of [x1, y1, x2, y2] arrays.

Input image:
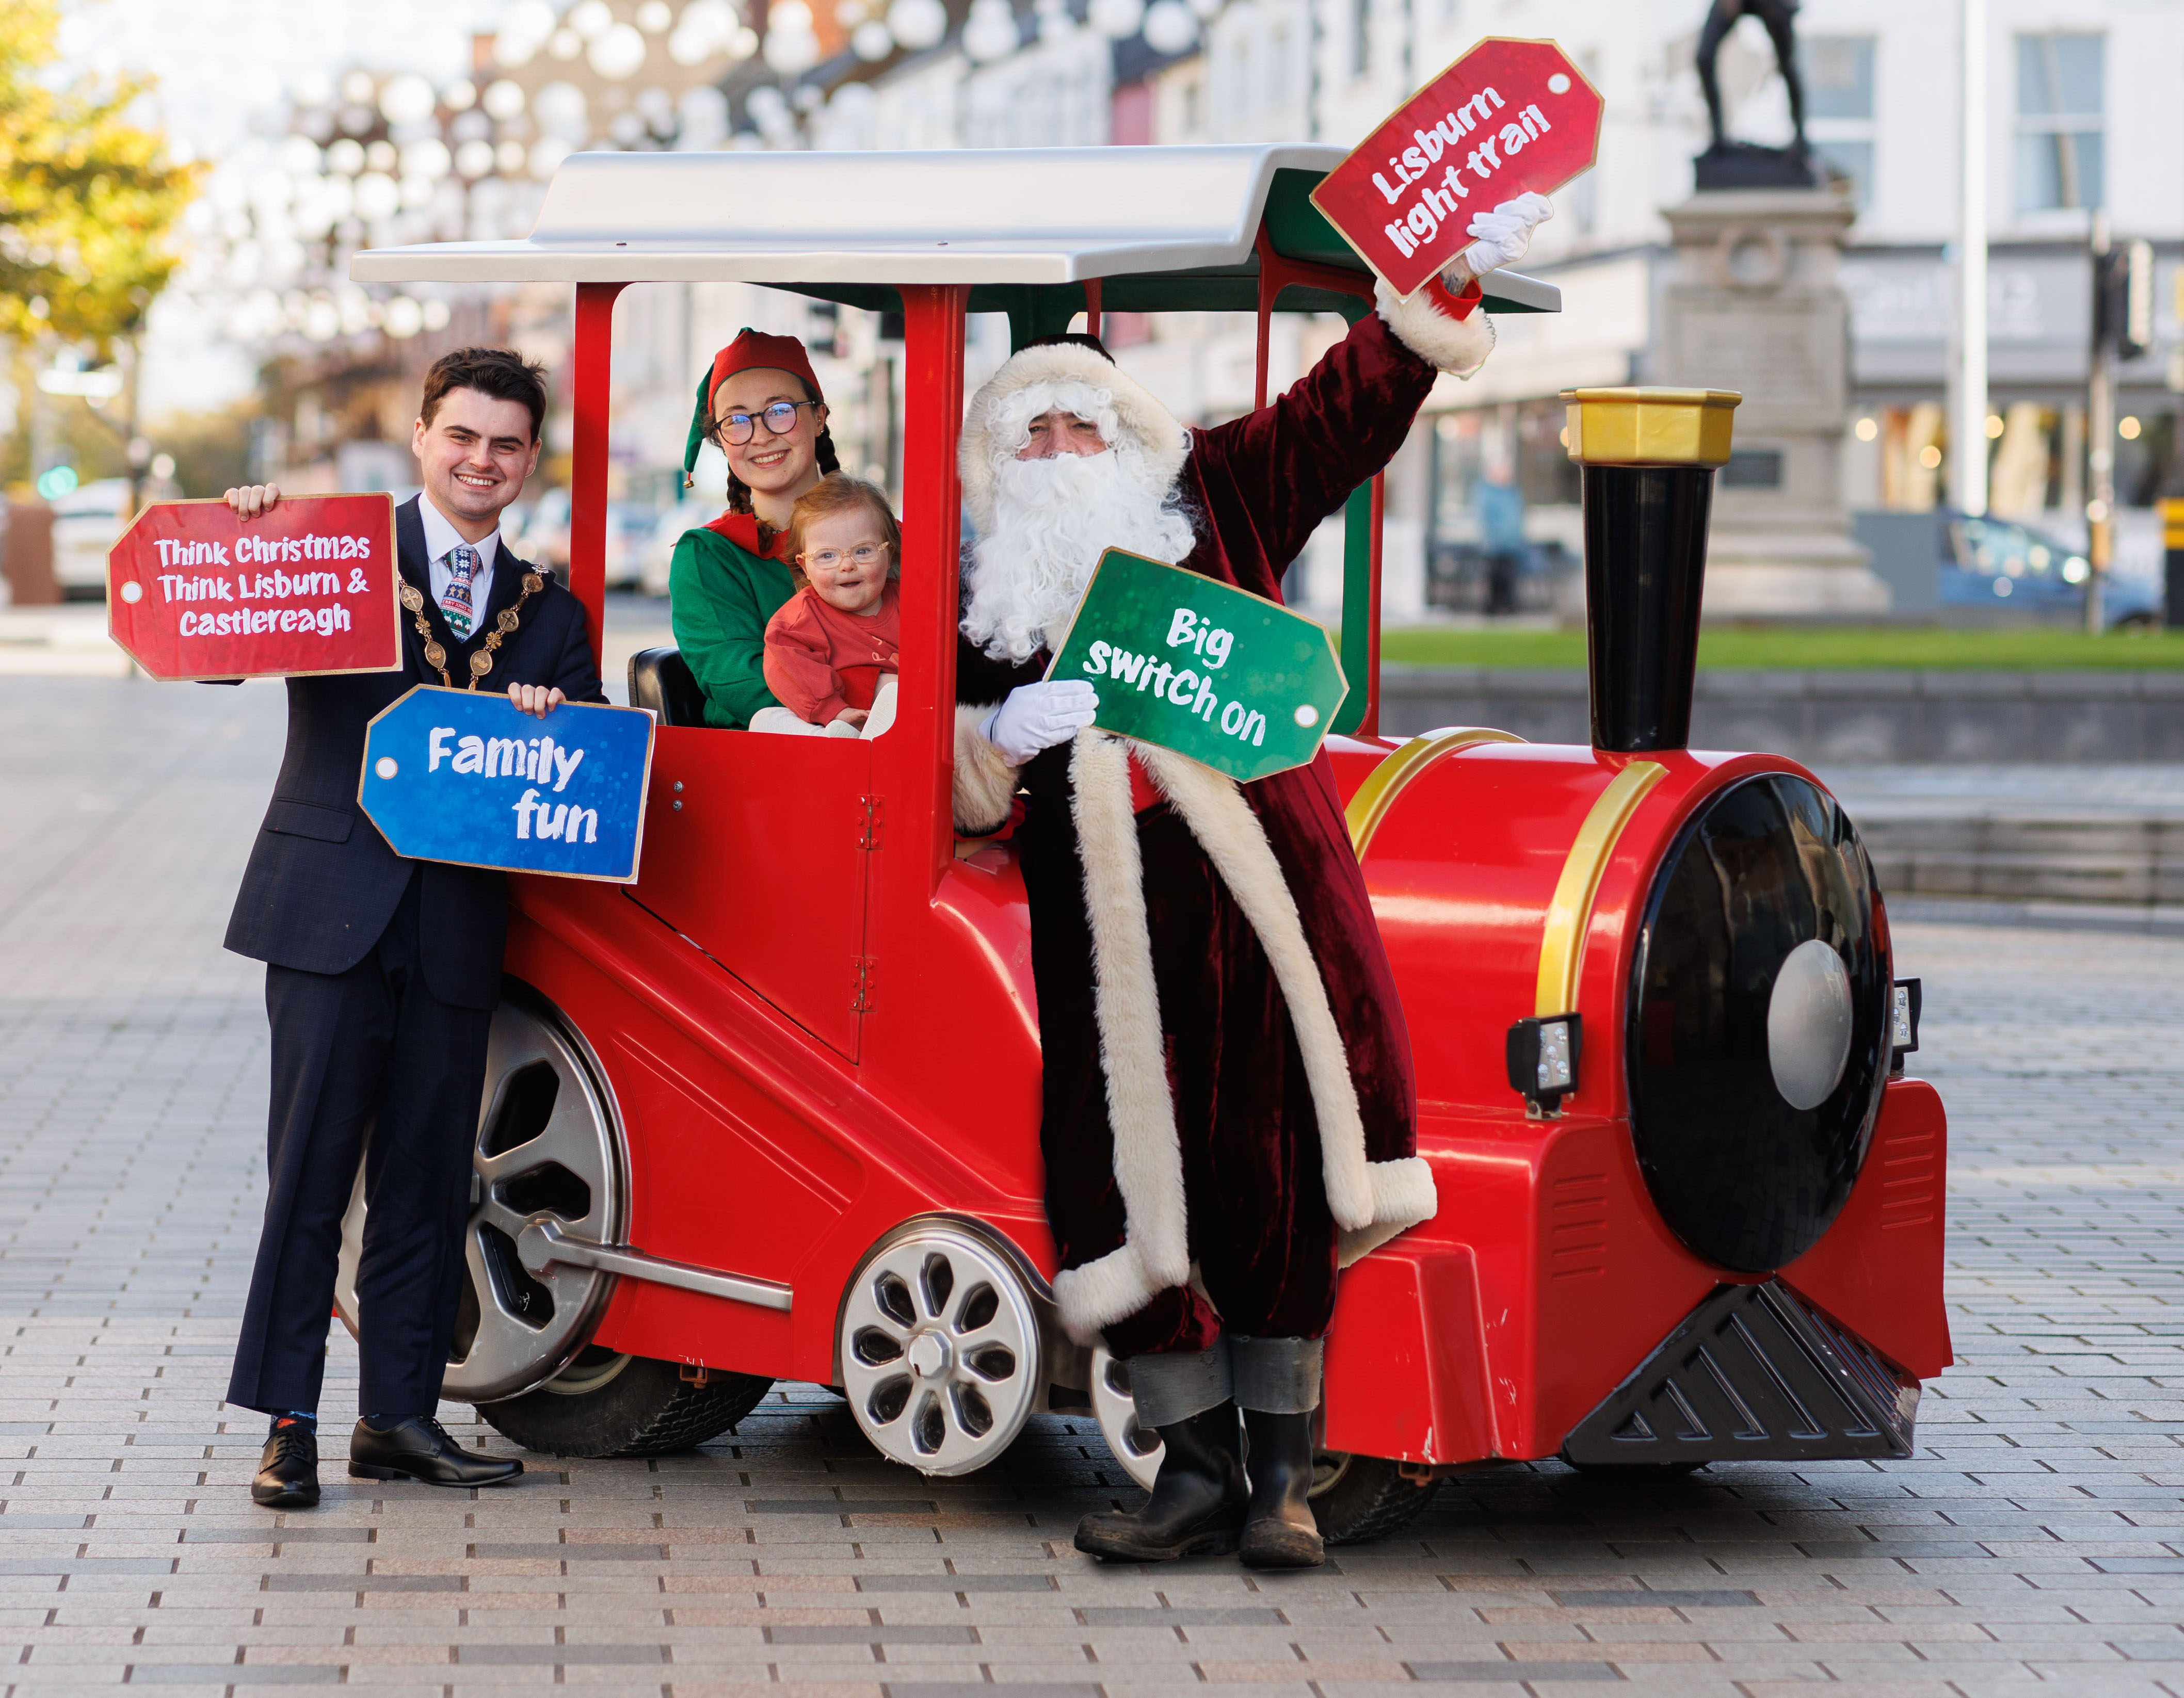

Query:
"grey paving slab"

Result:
[[16, 678, 2184, 1698]]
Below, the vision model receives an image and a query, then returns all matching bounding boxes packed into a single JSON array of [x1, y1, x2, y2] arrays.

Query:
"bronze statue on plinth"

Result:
[[1694, 0, 1824, 190]]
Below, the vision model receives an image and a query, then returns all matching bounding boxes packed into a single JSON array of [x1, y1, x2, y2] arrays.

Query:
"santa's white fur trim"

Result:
[[1337, 1156, 1441, 1268], [1136, 746, 1434, 1239], [1065, 732, 1193, 1332], [1054, 734, 1439, 1341], [952, 704, 1020, 835], [959, 342, 1191, 537], [1375, 282, 1494, 378], [1052, 1241, 1164, 1347]]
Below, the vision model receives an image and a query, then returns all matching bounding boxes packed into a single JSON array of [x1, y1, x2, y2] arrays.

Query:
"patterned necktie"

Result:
[[440, 544, 479, 640]]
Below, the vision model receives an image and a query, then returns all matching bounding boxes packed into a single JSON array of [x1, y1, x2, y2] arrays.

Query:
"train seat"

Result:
[[628, 646, 709, 727]]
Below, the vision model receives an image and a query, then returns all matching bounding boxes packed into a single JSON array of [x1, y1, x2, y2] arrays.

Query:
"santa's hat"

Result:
[[683, 329, 826, 486], [957, 335, 1191, 536]]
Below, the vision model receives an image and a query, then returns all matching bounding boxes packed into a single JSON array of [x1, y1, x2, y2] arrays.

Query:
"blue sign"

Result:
[[359, 686, 656, 883]]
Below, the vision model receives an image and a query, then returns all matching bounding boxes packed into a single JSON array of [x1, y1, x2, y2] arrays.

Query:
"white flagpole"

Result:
[[1955, 0, 1990, 516]]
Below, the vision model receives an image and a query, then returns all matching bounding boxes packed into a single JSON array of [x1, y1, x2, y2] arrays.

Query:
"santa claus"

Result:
[[952, 194, 1550, 1568]]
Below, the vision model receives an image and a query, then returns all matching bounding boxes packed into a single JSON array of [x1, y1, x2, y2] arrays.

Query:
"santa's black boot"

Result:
[[1238, 1409, 1325, 1568], [1075, 1402, 1247, 1561]]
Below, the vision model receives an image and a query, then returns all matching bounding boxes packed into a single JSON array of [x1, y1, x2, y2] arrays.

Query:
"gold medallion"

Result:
[[399, 584, 425, 613], [470, 650, 494, 677], [424, 640, 446, 670]]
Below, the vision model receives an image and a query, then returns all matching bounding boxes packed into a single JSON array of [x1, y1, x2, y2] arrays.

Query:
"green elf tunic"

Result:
[[667, 510, 799, 729]]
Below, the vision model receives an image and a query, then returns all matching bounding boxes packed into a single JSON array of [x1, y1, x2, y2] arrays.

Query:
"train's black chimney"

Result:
[[1563, 389, 1742, 753]]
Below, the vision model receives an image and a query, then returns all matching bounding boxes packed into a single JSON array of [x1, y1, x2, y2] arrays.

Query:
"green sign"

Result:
[[1046, 548, 1348, 784]]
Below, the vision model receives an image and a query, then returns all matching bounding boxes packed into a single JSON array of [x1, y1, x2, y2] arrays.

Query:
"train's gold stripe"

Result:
[[1534, 762, 1667, 1017], [1344, 726, 1526, 860]]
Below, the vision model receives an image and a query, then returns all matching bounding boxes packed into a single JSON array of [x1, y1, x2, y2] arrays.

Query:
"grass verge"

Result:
[[1380, 625, 2184, 671]]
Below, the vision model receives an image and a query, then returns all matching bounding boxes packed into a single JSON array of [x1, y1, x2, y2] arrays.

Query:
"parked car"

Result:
[[505, 489, 657, 590], [1856, 508, 2159, 627], [50, 478, 134, 598]]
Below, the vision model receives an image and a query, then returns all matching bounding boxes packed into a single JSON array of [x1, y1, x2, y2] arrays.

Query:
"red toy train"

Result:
[[336, 145, 1947, 1541]]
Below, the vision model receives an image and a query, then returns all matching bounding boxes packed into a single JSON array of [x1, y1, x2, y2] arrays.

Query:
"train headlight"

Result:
[[1627, 774, 1890, 1273], [1507, 1013, 1582, 1117], [1768, 939, 1854, 1110]]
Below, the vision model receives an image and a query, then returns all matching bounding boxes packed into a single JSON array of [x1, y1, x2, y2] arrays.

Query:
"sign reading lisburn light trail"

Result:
[[359, 687, 656, 883], [1310, 37, 1602, 300], [107, 494, 401, 680], [1047, 549, 1347, 785]]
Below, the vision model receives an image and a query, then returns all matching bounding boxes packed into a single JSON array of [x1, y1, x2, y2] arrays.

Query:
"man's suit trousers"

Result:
[[226, 873, 492, 1419]]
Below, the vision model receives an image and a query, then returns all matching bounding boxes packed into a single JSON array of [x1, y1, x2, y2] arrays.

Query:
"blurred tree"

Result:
[[0, 0, 197, 351]]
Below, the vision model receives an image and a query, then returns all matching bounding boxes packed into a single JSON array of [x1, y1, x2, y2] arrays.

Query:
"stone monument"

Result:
[[1659, 0, 1890, 617]]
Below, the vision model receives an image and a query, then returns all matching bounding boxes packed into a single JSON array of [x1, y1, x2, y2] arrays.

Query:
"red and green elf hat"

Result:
[[683, 328, 825, 486]]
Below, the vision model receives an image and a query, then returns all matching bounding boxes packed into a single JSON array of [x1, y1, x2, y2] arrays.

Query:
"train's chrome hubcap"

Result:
[[839, 1226, 1040, 1477], [335, 997, 623, 1403]]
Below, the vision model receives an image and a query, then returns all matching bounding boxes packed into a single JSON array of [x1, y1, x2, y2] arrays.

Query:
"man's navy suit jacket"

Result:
[[222, 494, 606, 1010]]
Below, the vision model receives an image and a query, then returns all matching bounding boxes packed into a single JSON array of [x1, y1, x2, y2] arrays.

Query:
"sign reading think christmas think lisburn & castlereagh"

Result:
[[1046, 549, 1347, 785], [106, 494, 403, 681], [359, 687, 657, 884], [1310, 37, 1603, 301]]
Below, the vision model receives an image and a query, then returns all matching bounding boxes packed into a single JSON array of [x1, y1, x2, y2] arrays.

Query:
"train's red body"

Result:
[[346, 145, 1947, 1516]]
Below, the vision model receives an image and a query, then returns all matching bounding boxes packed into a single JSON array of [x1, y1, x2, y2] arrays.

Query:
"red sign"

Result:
[[1310, 37, 1603, 300], [108, 494, 403, 681]]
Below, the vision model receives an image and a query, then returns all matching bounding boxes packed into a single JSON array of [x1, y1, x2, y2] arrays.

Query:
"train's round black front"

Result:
[[1624, 772, 1891, 1272]]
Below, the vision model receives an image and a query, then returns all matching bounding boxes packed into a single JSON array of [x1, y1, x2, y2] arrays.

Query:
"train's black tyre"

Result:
[[476, 1348, 772, 1458], [1308, 1451, 1439, 1545]]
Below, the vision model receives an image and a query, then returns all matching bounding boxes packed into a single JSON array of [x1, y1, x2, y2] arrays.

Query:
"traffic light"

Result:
[[2098, 238, 2156, 361]]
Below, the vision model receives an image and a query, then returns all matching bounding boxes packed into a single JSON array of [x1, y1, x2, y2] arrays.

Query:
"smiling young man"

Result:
[[220, 347, 604, 1511]]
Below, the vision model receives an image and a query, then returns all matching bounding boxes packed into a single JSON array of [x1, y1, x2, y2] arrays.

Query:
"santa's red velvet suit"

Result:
[[950, 273, 1498, 1564]]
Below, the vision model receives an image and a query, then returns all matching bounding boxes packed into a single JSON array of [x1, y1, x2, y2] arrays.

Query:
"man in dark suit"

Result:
[[220, 347, 605, 1510]]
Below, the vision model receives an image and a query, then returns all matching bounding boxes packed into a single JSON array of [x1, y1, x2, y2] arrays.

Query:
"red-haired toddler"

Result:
[[762, 474, 902, 736]]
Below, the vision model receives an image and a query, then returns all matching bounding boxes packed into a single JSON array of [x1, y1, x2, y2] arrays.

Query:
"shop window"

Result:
[[2015, 33, 2103, 213], [1801, 36, 1875, 209]]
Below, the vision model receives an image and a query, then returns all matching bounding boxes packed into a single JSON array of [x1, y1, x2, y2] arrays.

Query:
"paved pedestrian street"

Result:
[[9, 672, 2184, 1698]]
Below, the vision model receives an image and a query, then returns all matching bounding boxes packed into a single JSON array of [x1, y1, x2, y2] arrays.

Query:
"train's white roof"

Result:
[[350, 143, 1561, 310]]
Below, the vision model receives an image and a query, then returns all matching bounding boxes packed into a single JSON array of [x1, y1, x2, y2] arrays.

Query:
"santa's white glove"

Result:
[[1458, 192, 1553, 278], [981, 680, 1099, 765]]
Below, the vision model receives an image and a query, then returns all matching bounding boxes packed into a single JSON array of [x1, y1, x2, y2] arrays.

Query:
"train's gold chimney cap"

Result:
[[1561, 387, 1742, 468]]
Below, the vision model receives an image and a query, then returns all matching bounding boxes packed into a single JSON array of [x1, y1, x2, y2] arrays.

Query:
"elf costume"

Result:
[[666, 329, 830, 729]]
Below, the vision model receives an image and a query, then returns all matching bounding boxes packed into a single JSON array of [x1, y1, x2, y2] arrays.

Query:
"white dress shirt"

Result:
[[417, 496, 501, 625]]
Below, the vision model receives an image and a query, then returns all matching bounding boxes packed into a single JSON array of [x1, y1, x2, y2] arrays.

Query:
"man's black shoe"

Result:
[[348, 1416, 523, 1488], [252, 1423, 320, 1509], [1075, 1401, 1247, 1561]]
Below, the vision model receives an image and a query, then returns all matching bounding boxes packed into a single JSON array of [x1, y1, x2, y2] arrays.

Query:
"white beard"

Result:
[[963, 449, 1199, 664]]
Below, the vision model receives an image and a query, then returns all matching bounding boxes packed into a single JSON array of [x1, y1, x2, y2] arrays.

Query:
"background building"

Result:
[[160, 0, 2184, 618]]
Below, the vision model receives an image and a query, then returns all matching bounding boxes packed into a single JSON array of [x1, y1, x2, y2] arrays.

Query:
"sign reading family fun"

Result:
[[359, 687, 656, 883], [1310, 37, 1602, 300], [106, 494, 401, 680], [1048, 550, 1347, 785]]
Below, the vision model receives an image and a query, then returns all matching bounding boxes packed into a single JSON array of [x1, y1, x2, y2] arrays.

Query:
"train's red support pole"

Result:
[[570, 281, 627, 675], [890, 284, 970, 899]]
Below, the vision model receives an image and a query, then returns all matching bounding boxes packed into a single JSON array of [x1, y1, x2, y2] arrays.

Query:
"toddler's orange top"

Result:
[[762, 581, 902, 725]]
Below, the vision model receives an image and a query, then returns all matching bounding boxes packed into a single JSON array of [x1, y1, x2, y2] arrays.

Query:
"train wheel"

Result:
[[335, 991, 627, 1405], [839, 1222, 1043, 1477], [1088, 1346, 1163, 1489], [1308, 1448, 1439, 1545], [475, 1349, 771, 1458]]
